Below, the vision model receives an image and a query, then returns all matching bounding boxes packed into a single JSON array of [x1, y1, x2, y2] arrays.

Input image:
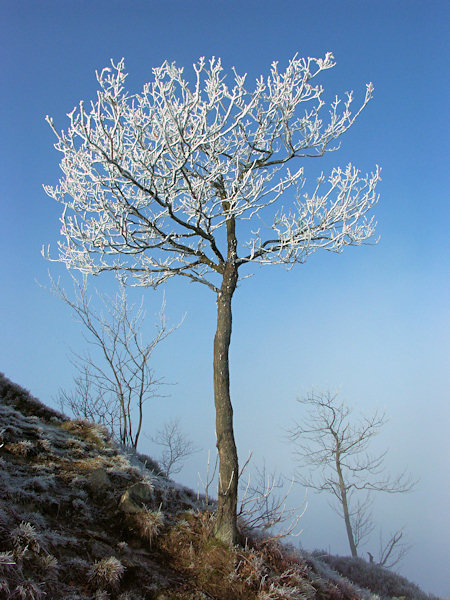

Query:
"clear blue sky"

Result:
[[1, 1, 449, 595]]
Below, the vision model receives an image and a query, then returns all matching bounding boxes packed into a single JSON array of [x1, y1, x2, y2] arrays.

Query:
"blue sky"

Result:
[[1, 0, 449, 595]]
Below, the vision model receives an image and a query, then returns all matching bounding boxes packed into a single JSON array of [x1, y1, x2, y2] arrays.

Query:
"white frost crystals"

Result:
[[43, 53, 380, 291]]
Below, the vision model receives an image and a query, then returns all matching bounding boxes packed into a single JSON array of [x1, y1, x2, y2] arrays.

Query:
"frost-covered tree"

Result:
[[44, 54, 380, 544]]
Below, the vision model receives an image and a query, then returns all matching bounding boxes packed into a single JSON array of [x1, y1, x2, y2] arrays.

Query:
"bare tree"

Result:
[[289, 390, 415, 559], [52, 277, 174, 449], [150, 418, 199, 477], [376, 528, 411, 569], [238, 462, 306, 541], [44, 54, 380, 543]]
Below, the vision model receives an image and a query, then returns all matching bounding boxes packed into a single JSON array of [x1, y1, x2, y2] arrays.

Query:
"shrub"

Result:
[[320, 553, 433, 600]]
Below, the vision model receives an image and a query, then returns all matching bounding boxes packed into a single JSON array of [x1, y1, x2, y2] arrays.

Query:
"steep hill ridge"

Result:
[[0, 374, 439, 600]]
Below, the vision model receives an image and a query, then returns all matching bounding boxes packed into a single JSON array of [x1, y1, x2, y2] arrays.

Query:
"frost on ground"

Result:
[[0, 373, 440, 600]]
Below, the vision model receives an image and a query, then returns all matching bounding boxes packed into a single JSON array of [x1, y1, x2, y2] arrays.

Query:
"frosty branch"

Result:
[[44, 54, 379, 290]]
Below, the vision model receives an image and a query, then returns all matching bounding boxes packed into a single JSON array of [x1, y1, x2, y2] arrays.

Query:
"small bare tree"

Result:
[[53, 277, 174, 449], [44, 54, 380, 543], [238, 462, 306, 541], [376, 528, 411, 569], [289, 390, 415, 560], [150, 418, 199, 477]]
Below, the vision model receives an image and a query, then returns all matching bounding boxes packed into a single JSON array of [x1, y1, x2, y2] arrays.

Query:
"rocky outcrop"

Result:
[[119, 481, 154, 513]]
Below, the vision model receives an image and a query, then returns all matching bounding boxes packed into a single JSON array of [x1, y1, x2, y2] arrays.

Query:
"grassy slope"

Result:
[[0, 374, 439, 600]]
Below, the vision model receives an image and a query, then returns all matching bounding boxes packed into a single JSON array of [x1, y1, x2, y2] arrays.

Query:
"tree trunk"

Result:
[[213, 263, 239, 544], [213, 204, 239, 545], [336, 454, 358, 557]]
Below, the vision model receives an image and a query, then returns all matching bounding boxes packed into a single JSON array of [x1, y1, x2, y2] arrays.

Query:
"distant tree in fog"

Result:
[[289, 390, 415, 563], [150, 418, 199, 477]]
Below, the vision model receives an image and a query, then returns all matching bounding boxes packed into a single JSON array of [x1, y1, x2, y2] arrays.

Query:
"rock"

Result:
[[87, 468, 111, 493], [119, 482, 153, 513]]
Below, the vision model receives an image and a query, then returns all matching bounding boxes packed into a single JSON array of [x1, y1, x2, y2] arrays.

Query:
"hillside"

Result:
[[0, 373, 439, 600]]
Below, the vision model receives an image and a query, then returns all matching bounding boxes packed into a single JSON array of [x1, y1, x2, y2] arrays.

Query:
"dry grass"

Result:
[[60, 419, 109, 447], [11, 522, 43, 555], [4, 441, 35, 457], [9, 579, 46, 600], [130, 507, 164, 544], [89, 556, 125, 590], [157, 511, 325, 600]]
